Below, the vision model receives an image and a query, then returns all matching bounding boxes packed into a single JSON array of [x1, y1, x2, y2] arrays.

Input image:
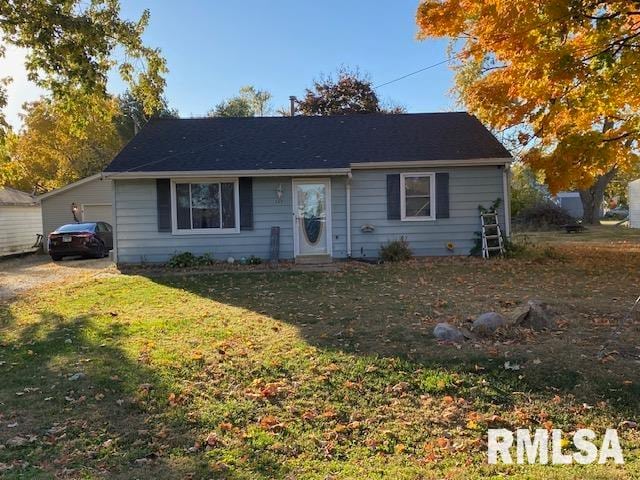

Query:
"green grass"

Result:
[[1, 237, 640, 478]]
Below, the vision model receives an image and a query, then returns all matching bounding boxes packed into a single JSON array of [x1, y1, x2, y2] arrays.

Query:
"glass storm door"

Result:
[[293, 179, 331, 256]]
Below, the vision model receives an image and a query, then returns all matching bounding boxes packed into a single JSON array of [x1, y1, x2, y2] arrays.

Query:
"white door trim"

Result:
[[292, 178, 332, 257]]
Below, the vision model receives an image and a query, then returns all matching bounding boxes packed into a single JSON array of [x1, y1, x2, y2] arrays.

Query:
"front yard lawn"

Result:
[[1, 232, 639, 478]]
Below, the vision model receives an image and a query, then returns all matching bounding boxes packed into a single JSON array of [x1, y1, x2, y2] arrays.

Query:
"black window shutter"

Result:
[[435, 172, 450, 219], [386, 174, 401, 220], [156, 179, 171, 232], [239, 177, 253, 230]]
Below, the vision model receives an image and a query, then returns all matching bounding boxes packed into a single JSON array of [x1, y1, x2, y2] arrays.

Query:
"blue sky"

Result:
[[2, 0, 458, 127]]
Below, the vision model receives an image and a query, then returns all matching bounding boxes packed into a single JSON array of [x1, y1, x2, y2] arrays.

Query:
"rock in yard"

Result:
[[433, 323, 465, 343], [472, 312, 507, 336], [6, 436, 28, 448], [507, 306, 530, 326], [521, 300, 556, 330]]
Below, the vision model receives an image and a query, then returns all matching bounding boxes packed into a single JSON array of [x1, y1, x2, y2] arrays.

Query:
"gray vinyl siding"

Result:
[[350, 166, 506, 258], [330, 177, 348, 258], [114, 177, 348, 264], [113, 167, 505, 263], [41, 177, 113, 251]]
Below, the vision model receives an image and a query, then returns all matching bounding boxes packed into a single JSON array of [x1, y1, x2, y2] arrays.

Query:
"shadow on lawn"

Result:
[[144, 269, 640, 419], [0, 307, 239, 479]]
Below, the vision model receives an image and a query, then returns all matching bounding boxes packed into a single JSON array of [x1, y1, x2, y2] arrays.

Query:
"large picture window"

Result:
[[173, 180, 239, 233], [400, 173, 436, 221]]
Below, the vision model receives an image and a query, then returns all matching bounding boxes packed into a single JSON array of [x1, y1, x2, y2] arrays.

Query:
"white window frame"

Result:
[[170, 178, 241, 235], [400, 172, 436, 221]]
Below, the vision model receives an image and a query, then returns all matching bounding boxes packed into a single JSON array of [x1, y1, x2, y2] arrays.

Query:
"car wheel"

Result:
[[51, 255, 63, 261], [94, 243, 105, 259]]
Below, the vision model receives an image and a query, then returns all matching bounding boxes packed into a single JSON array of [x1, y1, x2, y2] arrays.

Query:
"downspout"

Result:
[[110, 177, 118, 264], [346, 172, 352, 258], [502, 163, 511, 238]]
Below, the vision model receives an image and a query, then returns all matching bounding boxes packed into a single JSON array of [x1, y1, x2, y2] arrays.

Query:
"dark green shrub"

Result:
[[246, 255, 262, 265], [379, 237, 412, 262], [514, 202, 575, 229]]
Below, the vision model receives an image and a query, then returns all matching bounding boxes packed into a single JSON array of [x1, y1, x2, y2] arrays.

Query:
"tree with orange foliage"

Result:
[[416, 1, 640, 223]]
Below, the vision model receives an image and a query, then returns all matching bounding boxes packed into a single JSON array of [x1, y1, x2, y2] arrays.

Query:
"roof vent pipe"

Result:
[[289, 96, 297, 117]]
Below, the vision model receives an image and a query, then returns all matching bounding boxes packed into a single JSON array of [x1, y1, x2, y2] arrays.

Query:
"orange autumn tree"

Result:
[[416, 0, 640, 223]]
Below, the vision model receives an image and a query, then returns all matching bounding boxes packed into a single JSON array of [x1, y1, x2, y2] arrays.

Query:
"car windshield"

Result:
[[56, 223, 96, 233]]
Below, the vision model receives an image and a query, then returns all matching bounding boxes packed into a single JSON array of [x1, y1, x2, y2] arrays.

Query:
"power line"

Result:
[[373, 58, 451, 89], [374, 11, 577, 89]]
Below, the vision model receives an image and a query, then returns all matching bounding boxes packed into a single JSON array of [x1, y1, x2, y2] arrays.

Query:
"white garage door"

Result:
[[82, 204, 113, 225]]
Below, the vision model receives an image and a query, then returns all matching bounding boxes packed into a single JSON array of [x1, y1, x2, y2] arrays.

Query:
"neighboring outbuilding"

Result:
[[0, 187, 42, 257], [630, 179, 640, 229], [555, 191, 584, 219], [38, 174, 113, 251], [103, 113, 513, 264]]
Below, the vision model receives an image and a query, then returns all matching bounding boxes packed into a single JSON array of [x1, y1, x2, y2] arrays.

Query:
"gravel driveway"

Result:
[[0, 254, 116, 302]]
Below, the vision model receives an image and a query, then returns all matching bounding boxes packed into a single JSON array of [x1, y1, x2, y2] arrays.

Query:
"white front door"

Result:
[[293, 178, 332, 257]]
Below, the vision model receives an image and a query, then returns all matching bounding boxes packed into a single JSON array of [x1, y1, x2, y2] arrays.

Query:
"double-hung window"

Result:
[[400, 173, 436, 221], [172, 179, 240, 233]]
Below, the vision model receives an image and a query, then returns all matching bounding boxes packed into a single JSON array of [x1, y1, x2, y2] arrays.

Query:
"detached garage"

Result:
[[38, 173, 113, 251]]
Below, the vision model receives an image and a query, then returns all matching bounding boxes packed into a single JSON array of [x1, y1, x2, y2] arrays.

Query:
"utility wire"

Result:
[[373, 58, 451, 89], [374, 11, 577, 89]]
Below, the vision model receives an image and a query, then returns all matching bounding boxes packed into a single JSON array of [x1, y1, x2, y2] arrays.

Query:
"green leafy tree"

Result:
[[116, 91, 179, 140], [297, 67, 405, 116], [0, 0, 168, 126], [510, 163, 548, 217], [208, 86, 272, 117]]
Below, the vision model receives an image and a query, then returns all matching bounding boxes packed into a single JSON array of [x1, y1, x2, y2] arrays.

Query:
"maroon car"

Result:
[[48, 222, 113, 261]]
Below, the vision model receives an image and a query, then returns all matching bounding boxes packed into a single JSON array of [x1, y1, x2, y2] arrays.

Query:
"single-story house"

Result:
[[0, 187, 42, 256], [38, 174, 113, 251], [103, 112, 513, 264]]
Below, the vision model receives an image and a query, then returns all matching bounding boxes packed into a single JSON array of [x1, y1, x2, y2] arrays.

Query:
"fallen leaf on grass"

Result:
[[259, 415, 285, 431]]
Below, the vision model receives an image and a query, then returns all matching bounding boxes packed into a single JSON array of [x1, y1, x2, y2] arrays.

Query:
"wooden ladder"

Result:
[[480, 211, 505, 259]]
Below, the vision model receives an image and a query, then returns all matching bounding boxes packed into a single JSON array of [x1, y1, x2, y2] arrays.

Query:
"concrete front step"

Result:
[[295, 255, 332, 265]]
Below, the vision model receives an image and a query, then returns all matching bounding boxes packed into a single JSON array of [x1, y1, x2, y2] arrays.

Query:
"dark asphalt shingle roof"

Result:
[[104, 112, 511, 173]]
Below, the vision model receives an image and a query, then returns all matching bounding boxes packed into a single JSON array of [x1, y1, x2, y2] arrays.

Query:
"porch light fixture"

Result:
[[71, 202, 79, 222], [276, 184, 284, 201]]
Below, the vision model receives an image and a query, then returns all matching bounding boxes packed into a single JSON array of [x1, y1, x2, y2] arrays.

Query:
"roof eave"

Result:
[[103, 168, 352, 179], [37, 173, 106, 200], [349, 158, 513, 169]]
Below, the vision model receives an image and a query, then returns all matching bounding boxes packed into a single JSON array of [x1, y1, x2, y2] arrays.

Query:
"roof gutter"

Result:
[[103, 168, 351, 179], [349, 158, 513, 169]]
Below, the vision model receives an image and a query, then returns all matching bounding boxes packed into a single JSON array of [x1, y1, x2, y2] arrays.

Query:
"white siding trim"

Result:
[[400, 172, 436, 222], [37, 173, 104, 199], [170, 178, 241, 235], [111, 182, 118, 263], [106, 169, 350, 179], [292, 177, 333, 257], [502, 166, 512, 237], [351, 158, 513, 169]]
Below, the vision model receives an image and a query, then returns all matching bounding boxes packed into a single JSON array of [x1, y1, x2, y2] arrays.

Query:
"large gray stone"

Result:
[[508, 305, 531, 326], [433, 323, 465, 343], [472, 312, 507, 336], [521, 300, 556, 330]]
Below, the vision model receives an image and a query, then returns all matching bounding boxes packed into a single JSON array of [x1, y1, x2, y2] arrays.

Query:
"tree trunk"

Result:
[[578, 168, 617, 224]]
